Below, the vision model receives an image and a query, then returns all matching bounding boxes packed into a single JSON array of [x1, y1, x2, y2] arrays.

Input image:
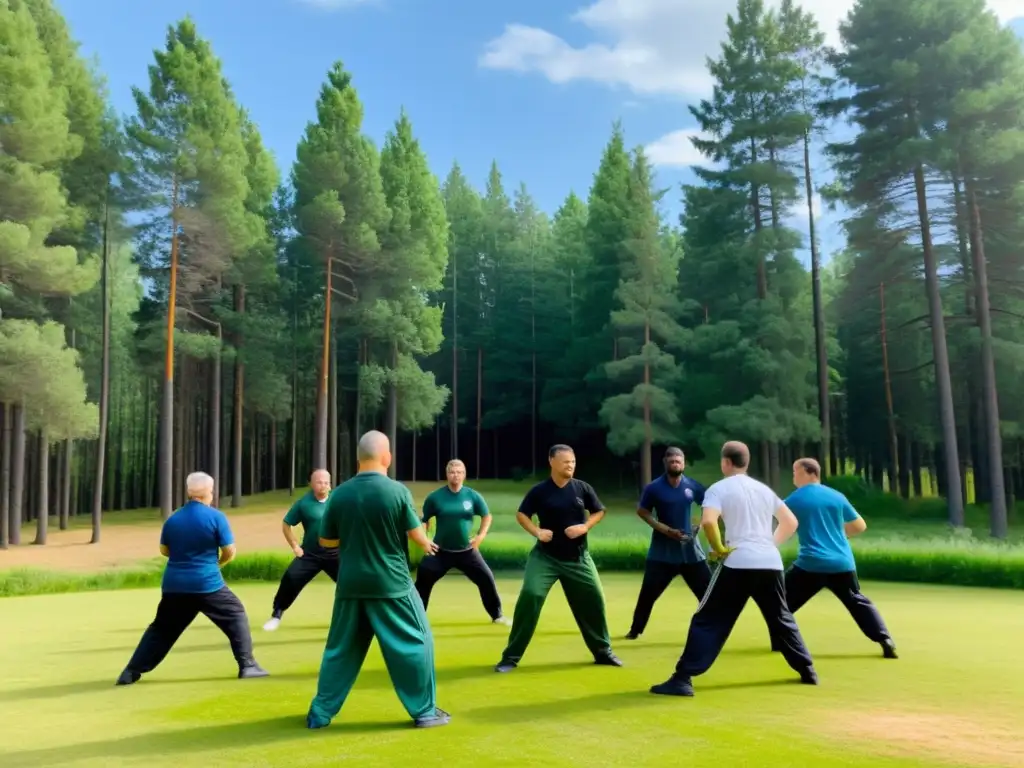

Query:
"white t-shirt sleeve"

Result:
[[701, 485, 722, 510]]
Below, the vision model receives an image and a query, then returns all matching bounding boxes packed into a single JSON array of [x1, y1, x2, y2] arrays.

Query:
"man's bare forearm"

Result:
[[638, 509, 670, 535], [585, 510, 604, 529], [282, 523, 299, 549], [516, 511, 540, 537]]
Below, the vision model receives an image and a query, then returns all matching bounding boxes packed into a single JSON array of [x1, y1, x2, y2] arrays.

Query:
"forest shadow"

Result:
[[0, 659, 578, 703], [465, 678, 801, 723], [1, 714, 401, 768]]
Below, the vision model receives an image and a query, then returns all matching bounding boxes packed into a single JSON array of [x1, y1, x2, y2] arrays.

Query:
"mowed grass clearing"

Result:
[[3, 575, 1024, 767]]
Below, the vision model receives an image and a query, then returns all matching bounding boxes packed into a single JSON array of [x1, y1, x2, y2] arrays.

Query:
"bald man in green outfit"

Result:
[[494, 444, 622, 673], [306, 430, 450, 730]]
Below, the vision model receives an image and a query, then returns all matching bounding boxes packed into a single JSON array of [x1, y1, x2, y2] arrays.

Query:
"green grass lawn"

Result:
[[3, 575, 1023, 767]]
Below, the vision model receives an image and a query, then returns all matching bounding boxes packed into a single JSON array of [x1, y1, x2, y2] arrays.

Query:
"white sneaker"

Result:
[[493, 616, 512, 626], [263, 617, 281, 631]]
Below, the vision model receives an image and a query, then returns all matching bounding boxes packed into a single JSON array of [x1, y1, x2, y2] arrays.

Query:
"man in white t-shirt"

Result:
[[650, 441, 817, 697]]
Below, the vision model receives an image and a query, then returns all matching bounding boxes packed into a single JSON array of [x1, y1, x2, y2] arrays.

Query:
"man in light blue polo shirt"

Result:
[[779, 457, 897, 659], [625, 447, 710, 639], [116, 472, 270, 685]]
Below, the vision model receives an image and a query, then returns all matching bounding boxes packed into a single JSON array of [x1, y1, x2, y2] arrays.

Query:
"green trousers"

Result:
[[500, 546, 612, 663], [307, 589, 437, 725]]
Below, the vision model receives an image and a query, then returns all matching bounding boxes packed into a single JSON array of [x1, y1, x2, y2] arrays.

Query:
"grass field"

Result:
[[4, 574, 1024, 767]]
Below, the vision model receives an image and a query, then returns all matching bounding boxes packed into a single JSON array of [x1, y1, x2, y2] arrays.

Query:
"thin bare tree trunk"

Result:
[[232, 285, 246, 506], [314, 256, 332, 468], [1, 404, 10, 548], [159, 179, 180, 519], [879, 282, 899, 490], [33, 431, 49, 545]]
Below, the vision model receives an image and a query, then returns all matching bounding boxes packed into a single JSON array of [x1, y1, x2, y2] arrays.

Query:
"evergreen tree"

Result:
[[599, 149, 687, 485], [291, 61, 390, 469], [375, 111, 450, 477]]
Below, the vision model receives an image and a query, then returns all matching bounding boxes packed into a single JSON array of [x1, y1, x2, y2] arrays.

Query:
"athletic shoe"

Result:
[[594, 652, 624, 667], [414, 707, 451, 728], [494, 659, 518, 673], [650, 676, 694, 697], [800, 667, 819, 685], [881, 639, 898, 659], [624, 631, 640, 640], [115, 668, 141, 686], [238, 662, 270, 679], [492, 616, 512, 626], [263, 611, 282, 631]]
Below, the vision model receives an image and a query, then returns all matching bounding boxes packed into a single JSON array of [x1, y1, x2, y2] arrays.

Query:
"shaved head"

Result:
[[357, 430, 390, 462]]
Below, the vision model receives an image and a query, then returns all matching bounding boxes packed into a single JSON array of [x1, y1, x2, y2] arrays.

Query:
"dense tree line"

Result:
[[1, 0, 1022, 549]]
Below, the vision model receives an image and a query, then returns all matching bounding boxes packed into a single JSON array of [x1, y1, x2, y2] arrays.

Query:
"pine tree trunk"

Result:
[[159, 181, 181, 520], [210, 328, 222, 507], [641, 319, 652, 487], [964, 181, 1007, 536], [451, 245, 459, 461], [386, 341, 398, 479], [60, 440, 72, 529], [0, 403, 10, 549], [10, 404, 26, 546], [476, 346, 482, 479], [329, 325, 338, 477], [232, 284, 246, 507], [33, 432, 49, 545], [804, 131, 830, 471], [879, 282, 899, 492], [913, 164, 963, 527], [270, 420, 278, 491], [314, 257, 332, 469]]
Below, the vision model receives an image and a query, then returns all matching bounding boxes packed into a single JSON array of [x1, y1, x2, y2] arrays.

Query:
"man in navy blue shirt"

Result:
[[773, 457, 897, 659], [625, 447, 711, 639], [116, 472, 269, 685]]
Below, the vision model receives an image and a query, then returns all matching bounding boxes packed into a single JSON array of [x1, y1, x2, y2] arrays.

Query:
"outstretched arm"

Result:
[[773, 503, 799, 547]]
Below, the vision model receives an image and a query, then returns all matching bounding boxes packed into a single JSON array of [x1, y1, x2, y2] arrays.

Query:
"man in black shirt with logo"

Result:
[[494, 444, 622, 672]]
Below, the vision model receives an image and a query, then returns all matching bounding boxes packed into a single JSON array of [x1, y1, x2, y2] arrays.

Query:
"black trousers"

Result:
[[629, 560, 712, 635], [674, 566, 814, 678], [779, 566, 892, 643], [272, 552, 339, 614], [125, 586, 256, 674], [414, 547, 502, 619]]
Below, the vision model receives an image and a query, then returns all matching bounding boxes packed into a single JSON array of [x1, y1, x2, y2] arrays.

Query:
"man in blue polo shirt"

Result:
[[116, 471, 270, 685], [625, 447, 711, 639], [777, 457, 897, 659]]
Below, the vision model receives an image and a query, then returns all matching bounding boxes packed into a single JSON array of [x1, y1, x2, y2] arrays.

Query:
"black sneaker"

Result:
[[494, 659, 518, 673], [800, 667, 819, 685], [238, 662, 270, 679], [414, 707, 451, 728], [594, 652, 624, 667], [115, 668, 141, 686], [624, 631, 640, 640], [650, 676, 694, 697], [881, 639, 898, 659]]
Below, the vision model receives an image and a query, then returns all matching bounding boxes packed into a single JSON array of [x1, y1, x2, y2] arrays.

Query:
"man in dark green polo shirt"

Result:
[[494, 444, 622, 672], [414, 459, 509, 625], [263, 469, 337, 631], [306, 430, 449, 730]]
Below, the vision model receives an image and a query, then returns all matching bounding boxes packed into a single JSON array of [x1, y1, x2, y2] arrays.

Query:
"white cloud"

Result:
[[644, 128, 708, 168], [482, 0, 1024, 170], [480, 0, 1024, 100]]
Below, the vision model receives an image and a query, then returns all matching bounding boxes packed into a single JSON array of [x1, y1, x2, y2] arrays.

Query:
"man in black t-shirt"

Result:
[[494, 444, 622, 672]]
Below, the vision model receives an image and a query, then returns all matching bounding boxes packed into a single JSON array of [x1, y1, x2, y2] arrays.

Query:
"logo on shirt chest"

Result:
[[684, 488, 693, 500], [462, 500, 472, 510]]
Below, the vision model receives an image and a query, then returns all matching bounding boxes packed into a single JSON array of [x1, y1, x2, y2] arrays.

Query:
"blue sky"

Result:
[[56, 0, 1024, 266]]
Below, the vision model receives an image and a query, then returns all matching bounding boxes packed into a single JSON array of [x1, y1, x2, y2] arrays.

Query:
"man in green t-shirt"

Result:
[[414, 459, 509, 625], [494, 444, 622, 673], [263, 469, 337, 631], [306, 430, 450, 730]]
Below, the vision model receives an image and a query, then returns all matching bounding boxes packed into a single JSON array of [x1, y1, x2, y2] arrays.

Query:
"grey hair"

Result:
[[186, 471, 215, 498], [356, 430, 390, 461]]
